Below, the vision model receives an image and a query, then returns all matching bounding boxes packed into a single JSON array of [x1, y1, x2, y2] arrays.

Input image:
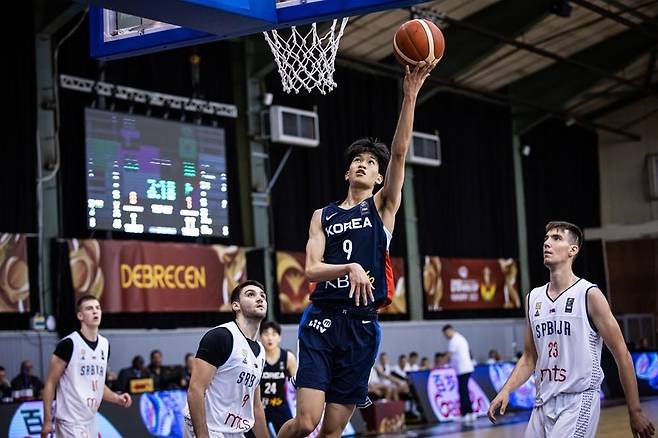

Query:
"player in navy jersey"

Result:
[[277, 61, 437, 438], [259, 321, 297, 434]]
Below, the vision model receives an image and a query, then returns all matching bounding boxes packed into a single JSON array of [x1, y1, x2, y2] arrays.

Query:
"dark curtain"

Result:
[[413, 92, 519, 319], [521, 118, 601, 288], [1, 1, 37, 233], [413, 93, 518, 258]]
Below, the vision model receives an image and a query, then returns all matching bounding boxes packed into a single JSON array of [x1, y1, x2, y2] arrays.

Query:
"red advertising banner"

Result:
[[0, 234, 30, 313], [276, 251, 407, 315], [423, 257, 520, 311], [67, 239, 246, 312]]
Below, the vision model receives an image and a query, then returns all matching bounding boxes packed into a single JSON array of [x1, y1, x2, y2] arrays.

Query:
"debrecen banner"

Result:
[[423, 256, 520, 311], [67, 239, 246, 312], [276, 251, 407, 315], [0, 233, 30, 313]]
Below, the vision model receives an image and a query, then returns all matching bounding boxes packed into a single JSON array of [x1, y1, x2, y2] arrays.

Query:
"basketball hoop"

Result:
[[263, 18, 348, 94]]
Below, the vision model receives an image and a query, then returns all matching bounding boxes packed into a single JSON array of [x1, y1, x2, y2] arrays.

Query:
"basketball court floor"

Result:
[[398, 398, 658, 437]]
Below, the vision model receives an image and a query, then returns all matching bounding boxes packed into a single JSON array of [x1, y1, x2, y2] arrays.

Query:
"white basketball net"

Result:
[[263, 18, 348, 94]]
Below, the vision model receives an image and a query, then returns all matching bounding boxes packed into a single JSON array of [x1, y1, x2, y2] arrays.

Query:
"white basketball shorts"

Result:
[[525, 389, 600, 438]]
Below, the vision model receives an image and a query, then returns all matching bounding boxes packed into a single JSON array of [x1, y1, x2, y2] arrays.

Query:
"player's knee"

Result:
[[296, 414, 321, 436]]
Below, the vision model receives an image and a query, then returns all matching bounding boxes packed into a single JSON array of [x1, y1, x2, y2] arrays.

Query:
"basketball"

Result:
[[393, 19, 445, 67]]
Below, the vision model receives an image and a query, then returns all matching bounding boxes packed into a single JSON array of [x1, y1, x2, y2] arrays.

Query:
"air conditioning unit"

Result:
[[647, 154, 658, 200], [408, 131, 441, 167], [269, 105, 319, 147]]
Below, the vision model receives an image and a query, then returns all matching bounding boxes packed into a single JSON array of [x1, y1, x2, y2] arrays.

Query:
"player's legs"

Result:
[[525, 405, 548, 438], [317, 403, 355, 438], [456, 372, 473, 416], [277, 387, 325, 438], [55, 419, 97, 438], [551, 390, 600, 438]]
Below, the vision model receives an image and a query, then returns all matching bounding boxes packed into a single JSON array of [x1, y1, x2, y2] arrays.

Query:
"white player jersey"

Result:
[[184, 322, 265, 436], [55, 331, 109, 423], [528, 278, 604, 406]]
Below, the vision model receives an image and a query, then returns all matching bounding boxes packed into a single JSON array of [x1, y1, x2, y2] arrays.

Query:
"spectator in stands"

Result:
[[368, 367, 398, 401], [433, 352, 449, 369], [0, 366, 11, 401], [392, 354, 407, 379], [486, 349, 502, 364], [10, 360, 43, 400], [117, 355, 147, 393], [420, 357, 430, 370], [374, 353, 410, 396], [181, 353, 194, 388], [405, 352, 420, 372], [148, 350, 163, 390], [443, 325, 475, 425]]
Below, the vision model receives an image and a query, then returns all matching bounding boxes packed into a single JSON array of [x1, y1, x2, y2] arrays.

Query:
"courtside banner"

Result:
[[67, 239, 246, 312], [0, 233, 30, 313], [276, 251, 407, 315], [423, 257, 520, 311]]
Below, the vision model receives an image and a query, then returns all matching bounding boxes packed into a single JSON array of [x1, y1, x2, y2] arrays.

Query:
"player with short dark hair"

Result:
[[259, 321, 297, 434], [277, 62, 436, 438], [184, 281, 269, 438]]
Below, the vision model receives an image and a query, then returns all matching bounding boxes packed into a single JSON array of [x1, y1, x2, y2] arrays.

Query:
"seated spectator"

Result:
[[486, 349, 501, 364], [0, 366, 11, 402], [405, 351, 420, 372], [433, 352, 449, 369], [391, 354, 407, 379], [117, 355, 147, 393], [11, 360, 43, 400], [181, 353, 194, 388], [374, 353, 410, 396], [419, 357, 430, 370], [148, 350, 163, 390], [368, 367, 398, 401]]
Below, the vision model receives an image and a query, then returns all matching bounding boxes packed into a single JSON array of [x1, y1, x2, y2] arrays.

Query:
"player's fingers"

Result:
[[354, 284, 361, 306], [405, 65, 410, 75], [349, 279, 355, 298], [368, 287, 375, 304], [500, 400, 507, 415]]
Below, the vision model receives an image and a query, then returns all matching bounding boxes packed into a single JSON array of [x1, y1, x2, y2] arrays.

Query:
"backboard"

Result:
[[89, 0, 426, 60]]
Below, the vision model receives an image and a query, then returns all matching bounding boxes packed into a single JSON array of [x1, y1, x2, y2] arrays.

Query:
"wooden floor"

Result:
[[411, 399, 658, 437]]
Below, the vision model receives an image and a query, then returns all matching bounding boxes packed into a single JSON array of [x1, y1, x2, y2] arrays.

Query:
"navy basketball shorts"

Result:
[[265, 405, 293, 433], [295, 303, 381, 407]]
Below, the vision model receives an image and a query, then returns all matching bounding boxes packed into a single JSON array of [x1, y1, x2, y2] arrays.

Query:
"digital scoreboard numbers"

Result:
[[85, 108, 230, 238]]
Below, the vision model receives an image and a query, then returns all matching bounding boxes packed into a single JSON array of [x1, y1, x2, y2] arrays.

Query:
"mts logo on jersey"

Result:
[[325, 217, 372, 236], [308, 318, 331, 333], [224, 412, 251, 431]]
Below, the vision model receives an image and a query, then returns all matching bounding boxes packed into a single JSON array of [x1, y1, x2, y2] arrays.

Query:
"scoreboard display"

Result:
[[85, 108, 230, 238]]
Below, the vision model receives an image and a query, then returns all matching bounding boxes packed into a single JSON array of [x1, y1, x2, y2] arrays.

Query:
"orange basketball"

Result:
[[393, 19, 445, 67]]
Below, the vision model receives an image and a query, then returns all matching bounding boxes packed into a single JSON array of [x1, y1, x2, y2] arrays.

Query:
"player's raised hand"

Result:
[[348, 263, 373, 306], [40, 421, 54, 438], [487, 390, 509, 424], [630, 409, 655, 437], [403, 61, 437, 98]]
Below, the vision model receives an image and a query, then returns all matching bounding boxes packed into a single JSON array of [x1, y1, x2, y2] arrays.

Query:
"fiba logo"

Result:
[[458, 266, 469, 279], [309, 319, 331, 333]]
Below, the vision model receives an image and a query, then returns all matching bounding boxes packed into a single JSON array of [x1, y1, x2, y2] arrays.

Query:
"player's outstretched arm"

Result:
[[376, 62, 436, 230], [588, 288, 655, 437], [488, 298, 537, 423], [41, 355, 67, 438], [252, 386, 269, 438], [305, 209, 373, 306], [187, 358, 217, 438], [103, 385, 132, 407]]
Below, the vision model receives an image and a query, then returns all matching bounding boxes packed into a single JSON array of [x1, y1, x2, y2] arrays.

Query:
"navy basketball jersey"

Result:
[[310, 196, 394, 308], [260, 348, 290, 411]]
